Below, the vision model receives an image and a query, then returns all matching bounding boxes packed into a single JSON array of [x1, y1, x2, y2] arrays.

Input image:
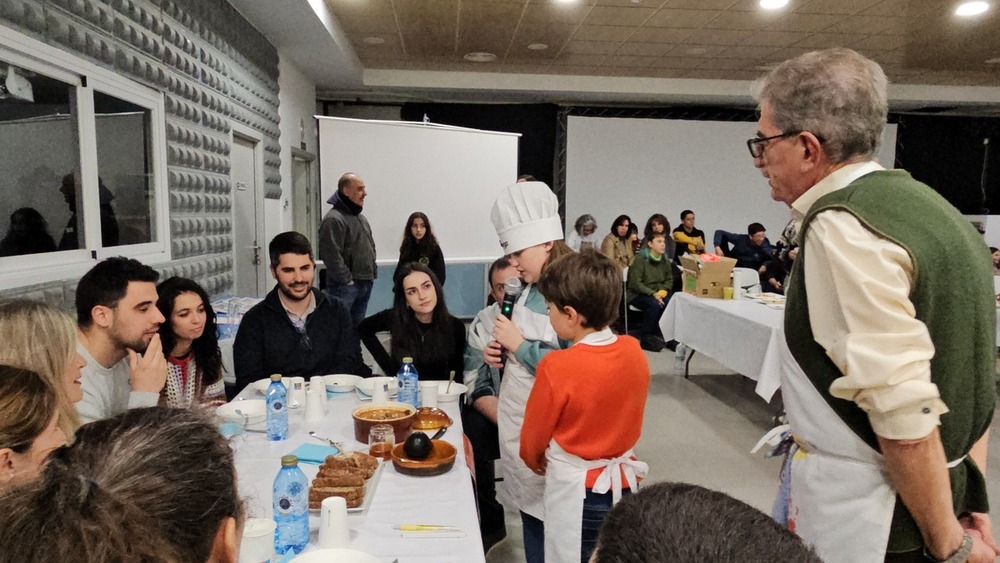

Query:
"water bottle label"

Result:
[[270, 400, 284, 413]]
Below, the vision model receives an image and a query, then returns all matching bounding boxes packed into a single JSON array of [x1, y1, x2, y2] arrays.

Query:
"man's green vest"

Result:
[[785, 170, 996, 553]]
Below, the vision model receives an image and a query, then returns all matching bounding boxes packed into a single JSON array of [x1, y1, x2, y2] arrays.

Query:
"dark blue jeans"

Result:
[[326, 280, 373, 326], [581, 488, 629, 563], [628, 294, 666, 337], [521, 511, 545, 563]]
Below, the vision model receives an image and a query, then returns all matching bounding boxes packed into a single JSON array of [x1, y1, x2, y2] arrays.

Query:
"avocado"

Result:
[[403, 432, 433, 459]]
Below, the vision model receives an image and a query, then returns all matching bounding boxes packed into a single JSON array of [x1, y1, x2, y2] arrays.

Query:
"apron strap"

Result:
[[591, 454, 649, 504]]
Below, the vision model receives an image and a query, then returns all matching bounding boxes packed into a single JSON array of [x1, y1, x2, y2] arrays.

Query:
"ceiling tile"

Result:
[[664, 0, 739, 9], [547, 65, 601, 75], [585, 6, 657, 26], [595, 0, 670, 6], [616, 42, 678, 56], [564, 40, 622, 54], [823, 15, 906, 35], [522, 3, 593, 25], [499, 63, 553, 74], [794, 0, 880, 15], [629, 26, 695, 43], [739, 30, 812, 47], [603, 54, 659, 67], [764, 47, 816, 61], [859, 0, 940, 18], [395, 0, 459, 57], [696, 57, 757, 70], [458, 2, 524, 53], [650, 55, 704, 69], [505, 50, 559, 63], [791, 32, 866, 49], [642, 67, 690, 78], [703, 10, 782, 31], [716, 45, 778, 59], [325, 0, 395, 18], [848, 34, 908, 51], [335, 16, 399, 34], [552, 53, 610, 66], [769, 13, 846, 33], [511, 22, 578, 48], [685, 68, 744, 79], [681, 29, 753, 46], [667, 44, 728, 57], [645, 9, 721, 28], [572, 25, 637, 42]]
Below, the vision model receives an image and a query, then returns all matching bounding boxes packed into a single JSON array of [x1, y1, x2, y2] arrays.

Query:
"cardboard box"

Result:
[[680, 255, 737, 299]]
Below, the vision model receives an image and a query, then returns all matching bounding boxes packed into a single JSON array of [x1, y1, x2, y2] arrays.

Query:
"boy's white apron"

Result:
[[543, 440, 647, 563], [497, 287, 560, 519]]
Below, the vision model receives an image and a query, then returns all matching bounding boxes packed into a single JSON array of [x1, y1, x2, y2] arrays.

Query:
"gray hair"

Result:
[[573, 214, 597, 235], [753, 48, 888, 163], [0, 407, 242, 563]]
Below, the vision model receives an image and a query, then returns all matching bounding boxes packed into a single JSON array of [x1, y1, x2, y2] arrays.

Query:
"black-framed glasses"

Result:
[[746, 130, 801, 158]]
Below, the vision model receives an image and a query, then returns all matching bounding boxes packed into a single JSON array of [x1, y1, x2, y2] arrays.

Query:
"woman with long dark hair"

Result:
[[155, 277, 225, 408], [358, 262, 464, 381], [600, 214, 635, 270], [395, 211, 447, 285]]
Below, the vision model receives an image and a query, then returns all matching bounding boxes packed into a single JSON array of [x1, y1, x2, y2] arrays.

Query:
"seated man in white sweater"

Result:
[[75, 257, 168, 424]]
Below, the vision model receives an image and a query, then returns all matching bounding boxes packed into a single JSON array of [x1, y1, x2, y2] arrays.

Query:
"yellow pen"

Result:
[[394, 524, 461, 531]]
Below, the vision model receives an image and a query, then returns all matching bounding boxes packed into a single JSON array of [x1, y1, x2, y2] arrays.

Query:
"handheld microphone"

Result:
[[500, 277, 523, 320]]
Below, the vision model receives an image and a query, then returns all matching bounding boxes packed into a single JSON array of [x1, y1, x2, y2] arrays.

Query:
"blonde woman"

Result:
[[0, 300, 85, 438]]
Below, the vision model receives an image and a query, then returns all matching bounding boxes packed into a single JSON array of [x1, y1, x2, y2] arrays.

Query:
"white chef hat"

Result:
[[490, 181, 563, 255]]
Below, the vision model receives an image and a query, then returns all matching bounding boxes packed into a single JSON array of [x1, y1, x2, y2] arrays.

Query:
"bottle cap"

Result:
[[281, 455, 298, 467], [402, 357, 413, 364], [270, 374, 282, 381]]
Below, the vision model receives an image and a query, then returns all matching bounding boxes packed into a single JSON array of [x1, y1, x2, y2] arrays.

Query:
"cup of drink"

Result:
[[239, 518, 276, 563], [368, 423, 394, 461], [420, 381, 439, 408], [318, 496, 351, 548]]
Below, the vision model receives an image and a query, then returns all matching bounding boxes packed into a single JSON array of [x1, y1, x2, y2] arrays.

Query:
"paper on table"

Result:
[[289, 443, 341, 464]]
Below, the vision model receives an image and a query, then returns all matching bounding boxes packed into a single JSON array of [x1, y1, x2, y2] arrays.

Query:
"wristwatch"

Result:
[[924, 532, 973, 563]]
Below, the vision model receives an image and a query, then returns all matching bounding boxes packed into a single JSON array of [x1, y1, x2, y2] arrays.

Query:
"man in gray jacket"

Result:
[[318, 172, 376, 326]]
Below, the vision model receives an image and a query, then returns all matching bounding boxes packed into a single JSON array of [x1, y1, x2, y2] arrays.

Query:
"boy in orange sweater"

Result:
[[520, 251, 650, 563]]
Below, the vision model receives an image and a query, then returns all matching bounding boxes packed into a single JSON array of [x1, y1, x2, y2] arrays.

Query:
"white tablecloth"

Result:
[[659, 292, 784, 401], [231, 389, 484, 563]]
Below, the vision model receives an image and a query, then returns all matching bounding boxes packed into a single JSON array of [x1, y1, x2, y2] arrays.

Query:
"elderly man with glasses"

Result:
[[233, 231, 368, 394], [753, 49, 998, 563]]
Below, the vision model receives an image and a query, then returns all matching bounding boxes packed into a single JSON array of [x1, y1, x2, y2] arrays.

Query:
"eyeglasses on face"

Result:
[[746, 130, 801, 159]]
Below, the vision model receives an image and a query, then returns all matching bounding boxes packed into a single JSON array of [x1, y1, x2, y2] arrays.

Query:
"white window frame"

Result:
[[0, 26, 170, 291]]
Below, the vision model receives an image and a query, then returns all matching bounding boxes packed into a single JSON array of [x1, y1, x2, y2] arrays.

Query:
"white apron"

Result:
[[777, 327, 897, 563], [497, 287, 561, 519], [543, 440, 647, 563]]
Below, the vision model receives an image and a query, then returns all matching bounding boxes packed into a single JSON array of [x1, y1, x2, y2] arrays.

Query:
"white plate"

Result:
[[355, 376, 398, 397], [323, 374, 362, 393], [291, 548, 380, 563], [253, 377, 288, 395], [309, 459, 384, 515], [434, 381, 468, 402], [216, 400, 266, 426]]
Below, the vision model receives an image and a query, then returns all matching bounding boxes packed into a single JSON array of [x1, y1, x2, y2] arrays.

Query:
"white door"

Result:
[[231, 135, 265, 296], [291, 150, 318, 252]]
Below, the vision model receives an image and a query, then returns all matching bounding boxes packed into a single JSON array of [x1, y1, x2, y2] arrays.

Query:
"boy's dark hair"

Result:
[[680, 209, 694, 220], [75, 257, 159, 327], [593, 482, 821, 563], [536, 251, 620, 329], [748, 222, 766, 236], [647, 232, 667, 243], [269, 231, 313, 269]]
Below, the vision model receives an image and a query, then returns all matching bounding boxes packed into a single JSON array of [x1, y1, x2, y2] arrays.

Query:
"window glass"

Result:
[[93, 90, 154, 247], [0, 60, 81, 257]]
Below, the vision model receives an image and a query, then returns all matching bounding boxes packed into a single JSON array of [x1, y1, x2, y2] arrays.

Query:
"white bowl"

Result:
[[216, 400, 266, 426], [434, 381, 468, 402], [323, 373, 362, 393], [253, 377, 287, 395], [356, 376, 398, 397], [292, 549, 379, 563]]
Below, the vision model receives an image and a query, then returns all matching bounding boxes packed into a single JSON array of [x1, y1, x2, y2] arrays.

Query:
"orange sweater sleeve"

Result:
[[519, 361, 564, 472]]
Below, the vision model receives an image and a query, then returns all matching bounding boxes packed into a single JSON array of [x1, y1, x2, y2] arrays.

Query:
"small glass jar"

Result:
[[368, 423, 394, 461]]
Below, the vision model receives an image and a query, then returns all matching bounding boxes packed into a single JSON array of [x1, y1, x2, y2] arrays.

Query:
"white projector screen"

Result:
[[566, 116, 897, 246], [317, 117, 519, 262]]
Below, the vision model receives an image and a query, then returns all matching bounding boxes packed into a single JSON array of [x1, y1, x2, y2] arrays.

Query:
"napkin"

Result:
[[288, 443, 341, 465]]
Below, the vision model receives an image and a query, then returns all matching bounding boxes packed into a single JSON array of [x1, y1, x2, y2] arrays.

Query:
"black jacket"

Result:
[[357, 308, 465, 381], [233, 287, 366, 393]]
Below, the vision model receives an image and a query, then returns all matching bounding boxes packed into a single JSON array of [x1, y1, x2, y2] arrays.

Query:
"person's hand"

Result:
[[965, 530, 999, 563], [962, 513, 1000, 555], [769, 278, 783, 290], [695, 243, 705, 252], [758, 264, 767, 273], [483, 340, 504, 369], [473, 396, 499, 425], [492, 314, 526, 355], [788, 247, 799, 261], [714, 246, 725, 257], [128, 334, 167, 393], [532, 457, 548, 476], [654, 294, 665, 306]]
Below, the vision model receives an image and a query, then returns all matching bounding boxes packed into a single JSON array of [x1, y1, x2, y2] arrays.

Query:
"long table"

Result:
[[659, 292, 784, 401], [231, 388, 485, 563]]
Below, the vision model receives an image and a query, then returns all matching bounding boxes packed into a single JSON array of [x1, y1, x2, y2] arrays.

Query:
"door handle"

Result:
[[250, 244, 261, 265]]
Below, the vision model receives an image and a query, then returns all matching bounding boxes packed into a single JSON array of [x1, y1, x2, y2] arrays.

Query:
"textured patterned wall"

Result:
[[0, 0, 281, 303]]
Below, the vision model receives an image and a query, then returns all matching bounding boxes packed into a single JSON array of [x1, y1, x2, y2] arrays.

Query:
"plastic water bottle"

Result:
[[397, 357, 419, 408], [273, 454, 309, 555], [265, 374, 288, 441]]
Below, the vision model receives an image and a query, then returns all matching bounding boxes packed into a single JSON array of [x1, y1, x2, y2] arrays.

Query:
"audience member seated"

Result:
[[626, 233, 674, 352], [566, 214, 599, 252], [590, 482, 821, 562], [234, 231, 366, 394], [0, 366, 66, 491], [358, 262, 465, 380], [394, 211, 447, 286], [672, 209, 706, 261], [0, 207, 57, 257], [639, 213, 675, 258], [155, 277, 226, 408], [713, 222, 775, 271], [0, 407, 242, 563], [463, 256, 521, 552], [760, 219, 799, 294], [991, 247, 1000, 275], [75, 257, 168, 424], [601, 215, 635, 270], [0, 299, 86, 437]]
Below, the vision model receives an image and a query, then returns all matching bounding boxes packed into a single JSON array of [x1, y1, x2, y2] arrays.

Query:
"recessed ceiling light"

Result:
[[986, 57, 1000, 64], [527, 43, 548, 51], [759, 0, 790, 9], [556, 0, 578, 3], [464, 52, 497, 62], [956, 1, 989, 16], [362, 37, 385, 46]]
